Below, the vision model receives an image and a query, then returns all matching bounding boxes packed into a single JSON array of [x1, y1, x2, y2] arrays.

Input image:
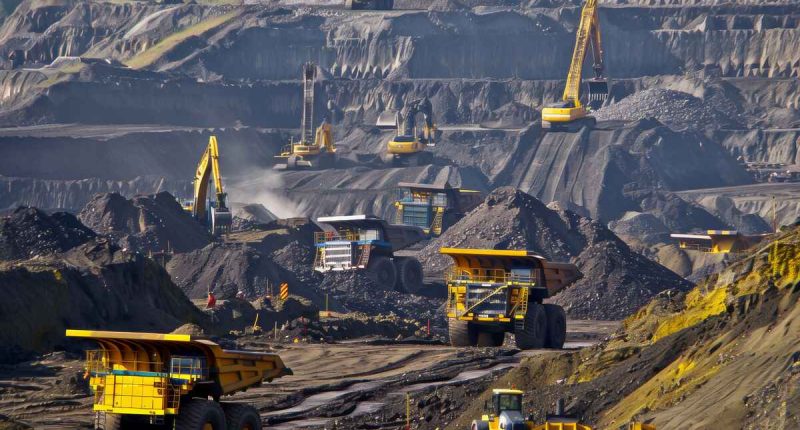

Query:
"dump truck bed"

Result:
[[67, 329, 291, 396]]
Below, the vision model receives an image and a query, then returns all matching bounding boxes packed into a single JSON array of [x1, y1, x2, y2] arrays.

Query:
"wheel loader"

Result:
[[67, 329, 291, 430], [470, 389, 656, 430], [442, 248, 581, 348], [313, 214, 427, 294]]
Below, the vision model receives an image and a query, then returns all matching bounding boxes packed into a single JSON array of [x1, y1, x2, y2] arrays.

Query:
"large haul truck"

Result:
[[442, 248, 581, 349], [67, 329, 291, 430]]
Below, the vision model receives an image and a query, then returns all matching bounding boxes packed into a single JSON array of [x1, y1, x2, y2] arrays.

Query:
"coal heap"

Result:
[[419, 187, 692, 319], [0, 207, 96, 260], [79, 191, 210, 253], [318, 271, 445, 331], [0, 237, 207, 363]]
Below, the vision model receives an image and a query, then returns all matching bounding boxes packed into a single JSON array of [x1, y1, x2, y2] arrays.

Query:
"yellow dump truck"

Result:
[[442, 248, 581, 349], [67, 329, 291, 430], [471, 389, 655, 430]]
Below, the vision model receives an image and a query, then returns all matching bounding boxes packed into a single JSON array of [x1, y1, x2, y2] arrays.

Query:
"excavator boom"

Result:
[[542, 0, 609, 130], [190, 136, 231, 236]]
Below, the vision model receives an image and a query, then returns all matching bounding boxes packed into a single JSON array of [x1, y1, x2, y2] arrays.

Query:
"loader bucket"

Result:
[[586, 78, 609, 110]]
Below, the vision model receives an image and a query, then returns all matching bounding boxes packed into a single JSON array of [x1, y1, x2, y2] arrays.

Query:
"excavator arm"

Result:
[[562, 0, 605, 107], [401, 97, 436, 146], [541, 0, 608, 130], [191, 136, 231, 235]]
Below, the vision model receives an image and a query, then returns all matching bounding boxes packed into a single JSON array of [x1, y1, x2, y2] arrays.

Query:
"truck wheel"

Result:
[[222, 403, 262, 430], [175, 399, 226, 430], [96, 413, 123, 430], [448, 318, 477, 346], [514, 302, 547, 350], [476, 331, 504, 347], [543, 304, 567, 349], [471, 420, 490, 430], [367, 256, 397, 290], [395, 257, 424, 294]]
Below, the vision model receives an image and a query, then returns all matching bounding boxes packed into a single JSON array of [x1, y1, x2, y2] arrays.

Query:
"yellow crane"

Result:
[[377, 97, 436, 166], [184, 135, 231, 236], [541, 0, 609, 131], [274, 62, 336, 170]]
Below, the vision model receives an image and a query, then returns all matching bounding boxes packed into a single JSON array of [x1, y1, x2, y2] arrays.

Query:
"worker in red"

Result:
[[206, 290, 217, 309]]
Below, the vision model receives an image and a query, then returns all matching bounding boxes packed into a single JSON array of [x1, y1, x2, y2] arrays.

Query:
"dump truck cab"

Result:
[[67, 329, 291, 430], [314, 215, 427, 293], [442, 248, 581, 349], [393, 181, 483, 237]]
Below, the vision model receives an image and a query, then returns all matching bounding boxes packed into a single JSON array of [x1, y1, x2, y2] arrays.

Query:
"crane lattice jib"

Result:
[[562, 0, 604, 105], [301, 63, 316, 144]]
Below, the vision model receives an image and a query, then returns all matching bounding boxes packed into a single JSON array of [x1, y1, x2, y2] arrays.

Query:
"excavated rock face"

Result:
[[78, 191, 210, 253], [0, 207, 95, 260], [0, 237, 207, 363], [419, 187, 692, 319]]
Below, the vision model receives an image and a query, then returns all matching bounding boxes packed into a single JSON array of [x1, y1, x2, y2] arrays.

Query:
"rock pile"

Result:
[[0, 207, 96, 260], [594, 88, 741, 130], [79, 192, 210, 253], [419, 187, 693, 319]]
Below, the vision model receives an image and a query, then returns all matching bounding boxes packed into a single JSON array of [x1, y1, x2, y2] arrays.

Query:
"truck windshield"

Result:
[[497, 394, 521, 412], [510, 267, 533, 282]]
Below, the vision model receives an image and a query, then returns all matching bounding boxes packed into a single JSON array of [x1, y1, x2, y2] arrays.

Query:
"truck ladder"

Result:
[[394, 204, 404, 224], [313, 246, 325, 270], [430, 207, 444, 236], [357, 244, 371, 268], [508, 286, 529, 318]]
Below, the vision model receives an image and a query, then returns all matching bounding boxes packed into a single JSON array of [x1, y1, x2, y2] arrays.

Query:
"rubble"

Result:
[[594, 88, 743, 130], [78, 191, 211, 253], [0, 207, 95, 260]]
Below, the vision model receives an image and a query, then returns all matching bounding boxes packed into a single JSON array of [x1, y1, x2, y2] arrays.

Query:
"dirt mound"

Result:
[[79, 191, 210, 253], [0, 238, 208, 363], [318, 271, 446, 332], [452, 226, 800, 429], [594, 88, 742, 129], [419, 187, 692, 319], [0, 207, 96, 260]]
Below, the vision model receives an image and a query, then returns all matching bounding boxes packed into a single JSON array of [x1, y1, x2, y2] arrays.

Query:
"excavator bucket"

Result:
[[376, 111, 398, 129], [586, 78, 609, 110]]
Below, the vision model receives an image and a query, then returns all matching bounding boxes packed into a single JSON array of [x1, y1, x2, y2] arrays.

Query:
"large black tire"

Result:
[[174, 399, 226, 430], [543, 303, 567, 349], [448, 318, 477, 347], [395, 257, 424, 294], [471, 420, 490, 430], [222, 403, 262, 430], [514, 302, 547, 350], [476, 331, 504, 347], [96, 413, 122, 430], [366, 256, 397, 290]]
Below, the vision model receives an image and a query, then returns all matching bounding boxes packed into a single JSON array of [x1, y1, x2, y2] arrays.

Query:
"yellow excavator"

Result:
[[274, 62, 336, 170], [377, 97, 436, 166], [541, 0, 609, 131], [183, 135, 231, 236], [471, 390, 656, 430]]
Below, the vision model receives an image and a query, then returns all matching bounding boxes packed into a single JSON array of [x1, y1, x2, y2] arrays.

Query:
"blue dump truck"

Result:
[[313, 215, 427, 294], [392, 182, 483, 237]]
